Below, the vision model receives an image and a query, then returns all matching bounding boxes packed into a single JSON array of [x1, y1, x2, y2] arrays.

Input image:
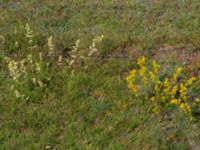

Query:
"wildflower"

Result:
[[139, 66, 147, 85], [152, 60, 160, 74], [126, 69, 139, 96], [72, 39, 80, 52], [68, 59, 75, 66], [88, 35, 104, 57], [173, 67, 183, 81], [25, 23, 35, 45], [180, 83, 187, 100], [176, 67, 183, 74], [35, 63, 41, 72], [185, 77, 197, 86], [126, 70, 136, 89], [126, 56, 198, 121], [171, 85, 178, 98], [139, 66, 147, 76], [161, 96, 166, 102], [150, 96, 155, 102], [153, 106, 159, 115], [37, 80, 43, 87], [48, 36, 54, 56], [126, 70, 136, 81], [15, 90, 21, 98], [58, 55, 63, 66], [25, 23, 33, 38], [39, 52, 43, 61], [180, 103, 190, 110], [149, 71, 156, 82], [170, 99, 180, 105], [179, 103, 193, 121], [27, 54, 33, 64], [163, 78, 170, 94], [137, 56, 146, 67], [7, 59, 20, 81]]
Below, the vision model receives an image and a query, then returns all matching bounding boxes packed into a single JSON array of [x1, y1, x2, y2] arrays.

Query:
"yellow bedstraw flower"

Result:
[[185, 77, 197, 86], [179, 103, 188, 110], [126, 70, 139, 95], [171, 85, 178, 98], [152, 60, 160, 74], [153, 106, 159, 115], [173, 67, 183, 81], [137, 56, 146, 67], [176, 67, 183, 74], [180, 83, 187, 100], [179, 103, 193, 120], [179, 103, 191, 111], [150, 97, 159, 115], [150, 96, 155, 102], [170, 99, 180, 105], [163, 78, 170, 94], [161, 96, 166, 102], [139, 66, 148, 85], [149, 71, 156, 82], [139, 66, 147, 75], [126, 70, 136, 83]]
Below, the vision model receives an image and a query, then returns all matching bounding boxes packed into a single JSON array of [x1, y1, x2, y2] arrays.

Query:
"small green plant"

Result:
[[126, 56, 199, 121]]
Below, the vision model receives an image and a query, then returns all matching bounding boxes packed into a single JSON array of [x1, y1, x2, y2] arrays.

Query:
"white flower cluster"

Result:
[[4, 56, 28, 100], [47, 36, 55, 56], [67, 39, 80, 67], [66, 35, 104, 70], [4, 57, 27, 81], [25, 23, 37, 49], [4, 53, 49, 101], [88, 35, 104, 57]]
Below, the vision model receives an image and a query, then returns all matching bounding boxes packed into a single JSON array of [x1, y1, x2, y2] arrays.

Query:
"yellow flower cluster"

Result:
[[173, 67, 183, 81], [126, 56, 199, 120], [126, 69, 138, 96]]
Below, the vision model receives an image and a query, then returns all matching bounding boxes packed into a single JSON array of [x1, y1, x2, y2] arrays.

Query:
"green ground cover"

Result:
[[0, 0, 200, 149]]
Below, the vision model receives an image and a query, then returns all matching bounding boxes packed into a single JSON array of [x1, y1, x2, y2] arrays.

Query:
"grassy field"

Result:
[[0, 0, 200, 149]]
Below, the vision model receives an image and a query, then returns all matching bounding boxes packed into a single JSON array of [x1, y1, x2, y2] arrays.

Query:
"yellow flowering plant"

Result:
[[126, 56, 199, 121]]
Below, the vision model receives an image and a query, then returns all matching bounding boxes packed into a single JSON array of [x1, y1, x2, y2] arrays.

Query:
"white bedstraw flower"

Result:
[[48, 36, 54, 56]]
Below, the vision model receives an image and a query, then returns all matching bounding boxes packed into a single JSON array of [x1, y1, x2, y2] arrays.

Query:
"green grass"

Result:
[[1, 0, 200, 52], [0, 0, 200, 149]]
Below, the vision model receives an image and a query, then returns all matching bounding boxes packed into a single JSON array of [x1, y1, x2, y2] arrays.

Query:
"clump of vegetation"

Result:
[[3, 24, 105, 102], [126, 56, 199, 121], [3, 24, 55, 102], [1, 1, 200, 149]]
